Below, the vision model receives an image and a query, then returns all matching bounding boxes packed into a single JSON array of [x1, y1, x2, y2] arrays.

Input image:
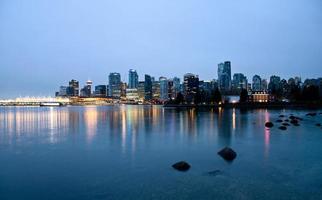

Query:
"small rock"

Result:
[[282, 123, 290, 126], [289, 116, 296, 120], [218, 147, 237, 161], [172, 161, 191, 171], [284, 119, 290, 122], [279, 126, 287, 130], [276, 119, 283, 123], [279, 115, 285, 118], [265, 122, 274, 128], [316, 123, 321, 127]]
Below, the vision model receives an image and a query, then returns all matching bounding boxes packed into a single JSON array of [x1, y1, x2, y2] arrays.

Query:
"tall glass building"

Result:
[[128, 69, 138, 89], [218, 61, 231, 92], [108, 72, 121, 98], [159, 77, 168, 100], [144, 74, 152, 101], [252, 75, 262, 91]]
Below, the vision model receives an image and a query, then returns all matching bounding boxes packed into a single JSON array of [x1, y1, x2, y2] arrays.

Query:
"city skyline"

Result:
[[1, 0, 322, 97]]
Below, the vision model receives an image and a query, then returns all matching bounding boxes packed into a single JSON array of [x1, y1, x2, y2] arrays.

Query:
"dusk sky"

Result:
[[0, 0, 321, 97]]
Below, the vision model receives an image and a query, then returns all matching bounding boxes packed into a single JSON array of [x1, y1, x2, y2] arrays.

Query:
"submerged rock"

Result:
[[282, 123, 290, 126], [218, 147, 237, 161], [284, 119, 290, 122], [206, 170, 223, 176], [172, 161, 191, 171], [265, 122, 274, 128], [279, 126, 287, 130], [316, 123, 321, 127], [289, 116, 296, 120], [276, 119, 283, 123], [279, 115, 285, 118]]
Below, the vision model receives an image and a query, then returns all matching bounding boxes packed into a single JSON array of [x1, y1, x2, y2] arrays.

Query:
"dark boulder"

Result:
[[279, 115, 285, 118], [276, 119, 283, 123], [306, 113, 317, 117], [290, 119, 299, 124], [289, 116, 296, 120], [284, 119, 290, 122], [172, 161, 191, 171], [265, 122, 274, 128], [218, 147, 237, 161], [279, 126, 287, 130], [282, 123, 290, 126], [316, 123, 321, 127]]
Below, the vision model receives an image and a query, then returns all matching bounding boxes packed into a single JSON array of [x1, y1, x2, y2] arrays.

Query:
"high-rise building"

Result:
[[108, 73, 121, 98], [252, 75, 262, 91], [218, 61, 231, 92], [80, 80, 92, 97], [172, 77, 181, 98], [261, 79, 268, 91], [126, 88, 139, 102], [159, 77, 168, 101], [120, 82, 127, 98], [128, 69, 138, 89], [152, 81, 161, 100], [95, 85, 107, 97], [183, 73, 199, 102], [59, 86, 68, 96], [268, 75, 281, 93], [138, 81, 145, 101], [144, 74, 152, 101], [69, 79, 79, 96], [232, 73, 247, 93]]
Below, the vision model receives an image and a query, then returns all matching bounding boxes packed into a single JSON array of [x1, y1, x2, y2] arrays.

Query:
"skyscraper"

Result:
[[159, 77, 168, 100], [268, 75, 281, 94], [94, 85, 107, 97], [183, 73, 199, 102], [144, 74, 152, 101], [108, 72, 121, 98], [128, 69, 138, 89], [172, 77, 181, 98], [218, 61, 231, 92], [69, 79, 79, 96], [252, 75, 262, 91], [232, 73, 248, 93]]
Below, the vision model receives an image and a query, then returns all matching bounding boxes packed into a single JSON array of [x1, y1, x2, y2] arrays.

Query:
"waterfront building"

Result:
[[248, 91, 274, 102], [252, 75, 261, 91], [69, 79, 79, 96], [128, 69, 138, 89], [218, 61, 231, 92], [159, 77, 168, 101], [152, 81, 161, 100], [126, 88, 139, 102], [167, 79, 174, 99], [108, 73, 121, 98], [232, 73, 248, 93], [94, 85, 107, 97], [144, 74, 153, 101], [138, 81, 145, 101]]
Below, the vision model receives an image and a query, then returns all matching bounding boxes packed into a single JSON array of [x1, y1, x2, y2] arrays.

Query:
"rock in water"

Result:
[[265, 122, 274, 128], [218, 147, 237, 161], [316, 123, 321, 127], [172, 161, 191, 171], [282, 123, 290, 126], [279, 126, 287, 130], [290, 119, 299, 124], [276, 119, 283, 123], [279, 115, 285, 118]]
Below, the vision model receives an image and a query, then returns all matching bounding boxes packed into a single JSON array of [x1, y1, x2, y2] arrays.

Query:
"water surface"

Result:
[[0, 106, 322, 200]]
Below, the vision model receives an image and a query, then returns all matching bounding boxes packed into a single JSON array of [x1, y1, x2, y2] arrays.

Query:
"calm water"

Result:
[[0, 106, 322, 200]]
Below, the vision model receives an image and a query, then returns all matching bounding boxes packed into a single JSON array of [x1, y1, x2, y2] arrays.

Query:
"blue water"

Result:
[[0, 106, 322, 200]]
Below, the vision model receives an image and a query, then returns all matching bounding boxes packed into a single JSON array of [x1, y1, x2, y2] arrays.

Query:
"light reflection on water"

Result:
[[0, 106, 322, 200]]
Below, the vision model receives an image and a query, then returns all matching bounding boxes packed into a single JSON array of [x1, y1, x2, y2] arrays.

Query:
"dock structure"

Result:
[[0, 97, 70, 106]]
